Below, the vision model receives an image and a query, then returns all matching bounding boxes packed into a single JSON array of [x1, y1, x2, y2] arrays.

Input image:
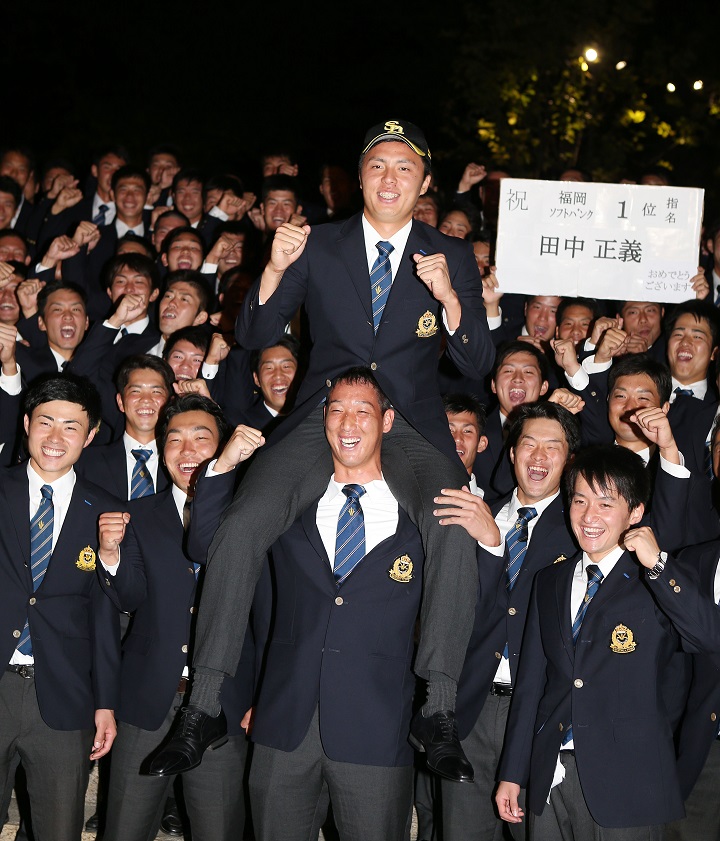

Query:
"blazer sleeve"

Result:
[[186, 467, 237, 563], [96, 521, 147, 613]]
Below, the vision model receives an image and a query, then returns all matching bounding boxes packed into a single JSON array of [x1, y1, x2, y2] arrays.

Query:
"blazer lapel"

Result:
[[337, 215, 373, 322], [555, 556, 578, 665], [379, 221, 432, 328], [4, 468, 31, 573], [300, 502, 331, 571], [583, 551, 637, 618]]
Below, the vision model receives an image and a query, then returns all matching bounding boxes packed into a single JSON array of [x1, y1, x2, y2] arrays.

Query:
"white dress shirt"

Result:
[[124, 434, 160, 496], [103, 315, 150, 344], [116, 219, 145, 239], [316, 475, 398, 569], [92, 193, 116, 226], [11, 464, 77, 665], [670, 376, 707, 402]]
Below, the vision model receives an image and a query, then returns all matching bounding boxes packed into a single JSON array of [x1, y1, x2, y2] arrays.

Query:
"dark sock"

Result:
[[421, 672, 457, 717], [189, 668, 224, 717]]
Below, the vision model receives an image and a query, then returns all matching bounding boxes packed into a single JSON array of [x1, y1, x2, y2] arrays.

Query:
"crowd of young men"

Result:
[[0, 122, 719, 841]]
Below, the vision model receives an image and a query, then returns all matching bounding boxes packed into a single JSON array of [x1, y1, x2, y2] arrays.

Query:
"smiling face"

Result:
[[38, 289, 89, 358], [607, 373, 665, 451], [162, 409, 221, 494], [439, 210, 472, 240], [570, 474, 643, 562], [173, 179, 204, 224], [412, 195, 439, 227], [152, 213, 186, 252], [491, 351, 549, 416], [0, 151, 32, 189], [158, 282, 208, 338], [0, 190, 18, 229], [324, 380, 394, 483], [0, 233, 28, 264], [261, 190, 300, 232], [116, 368, 170, 443], [108, 266, 158, 317], [166, 339, 205, 381], [0, 276, 20, 324], [447, 410, 488, 475], [510, 417, 569, 505], [24, 400, 95, 481], [92, 153, 126, 199], [525, 296, 561, 341], [667, 313, 717, 385], [253, 345, 298, 413], [163, 233, 204, 271], [112, 175, 148, 223], [360, 141, 431, 236]]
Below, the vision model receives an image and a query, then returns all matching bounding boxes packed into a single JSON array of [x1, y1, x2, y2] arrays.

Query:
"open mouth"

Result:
[[339, 436, 360, 450], [177, 461, 200, 475], [526, 465, 549, 482], [508, 388, 526, 405], [41, 445, 66, 458]]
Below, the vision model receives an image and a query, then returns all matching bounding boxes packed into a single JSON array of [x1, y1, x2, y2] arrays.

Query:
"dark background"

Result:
[[3, 0, 719, 211]]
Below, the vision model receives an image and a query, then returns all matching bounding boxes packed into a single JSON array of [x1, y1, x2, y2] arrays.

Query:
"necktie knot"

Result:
[[342, 483, 366, 503], [40, 484, 53, 501], [376, 241, 394, 259], [586, 564, 603, 586], [516, 506, 537, 526], [673, 386, 693, 398], [132, 448, 152, 465]]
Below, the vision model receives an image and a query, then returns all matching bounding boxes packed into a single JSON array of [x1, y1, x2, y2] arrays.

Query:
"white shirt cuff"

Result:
[[566, 367, 589, 391], [442, 309, 455, 336], [487, 313, 502, 330], [660, 453, 690, 479], [201, 362, 219, 380], [201, 262, 218, 275], [582, 355, 612, 375], [478, 540, 505, 556], [209, 206, 229, 221], [99, 553, 119, 575], [0, 369, 22, 395], [205, 458, 221, 477]]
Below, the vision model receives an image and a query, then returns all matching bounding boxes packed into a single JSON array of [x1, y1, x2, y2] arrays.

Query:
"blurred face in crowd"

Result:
[[38, 289, 89, 358], [556, 304, 594, 346], [117, 368, 170, 442], [0, 274, 20, 325], [92, 153, 126, 199], [667, 313, 717, 385], [158, 282, 208, 337], [0, 233, 29, 264], [0, 152, 33, 190], [173, 179, 204, 224], [112, 176, 148, 223], [163, 409, 221, 494], [148, 152, 179, 186], [439, 210, 472, 240], [253, 345, 298, 413], [152, 213, 186, 252], [525, 296, 561, 341], [41, 165, 74, 194], [618, 301, 664, 348], [261, 190, 300, 232], [413, 196, 439, 227], [319, 165, 354, 212], [163, 233, 204, 272], [263, 155, 293, 177], [166, 340, 205, 382], [447, 410, 487, 475], [472, 240, 491, 274], [491, 351, 549, 416], [607, 373, 666, 451], [0, 190, 18, 229]]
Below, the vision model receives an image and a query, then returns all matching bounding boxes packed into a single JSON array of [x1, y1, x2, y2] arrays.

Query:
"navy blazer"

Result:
[[0, 466, 121, 730], [251, 503, 424, 767], [456, 494, 578, 739], [76, 437, 169, 500], [236, 214, 494, 463], [98, 489, 253, 734]]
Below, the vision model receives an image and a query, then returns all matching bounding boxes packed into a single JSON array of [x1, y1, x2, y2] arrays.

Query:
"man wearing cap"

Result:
[[150, 119, 494, 783]]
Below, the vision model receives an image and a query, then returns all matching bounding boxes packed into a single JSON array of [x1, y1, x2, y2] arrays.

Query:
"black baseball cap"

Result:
[[361, 120, 431, 161]]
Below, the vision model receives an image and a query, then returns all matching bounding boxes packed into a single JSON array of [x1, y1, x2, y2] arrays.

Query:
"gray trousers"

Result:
[[666, 738, 720, 841], [0, 671, 92, 841], [194, 406, 478, 683], [443, 692, 526, 841], [103, 692, 246, 841], [249, 708, 413, 841], [530, 753, 666, 841]]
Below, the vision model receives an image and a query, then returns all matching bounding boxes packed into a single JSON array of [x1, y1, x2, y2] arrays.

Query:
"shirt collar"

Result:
[[123, 432, 156, 456], [671, 376, 707, 401], [581, 544, 625, 578], [171, 483, 188, 523], [327, 473, 390, 500], [27, 460, 76, 499], [508, 488, 559, 520], [361, 214, 413, 257], [115, 219, 145, 239]]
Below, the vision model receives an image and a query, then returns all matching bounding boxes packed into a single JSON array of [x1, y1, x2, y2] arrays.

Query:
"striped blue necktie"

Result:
[[563, 564, 603, 745], [17, 485, 54, 656], [93, 203, 109, 226], [130, 449, 154, 499], [333, 484, 366, 586], [673, 387, 693, 399], [370, 241, 394, 333], [505, 507, 537, 591]]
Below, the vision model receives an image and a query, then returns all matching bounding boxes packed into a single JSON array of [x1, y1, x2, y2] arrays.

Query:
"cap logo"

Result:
[[384, 120, 404, 135]]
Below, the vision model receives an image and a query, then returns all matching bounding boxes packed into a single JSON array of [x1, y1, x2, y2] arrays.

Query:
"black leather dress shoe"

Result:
[[147, 706, 228, 776], [160, 797, 183, 836], [84, 811, 99, 831], [409, 709, 474, 783]]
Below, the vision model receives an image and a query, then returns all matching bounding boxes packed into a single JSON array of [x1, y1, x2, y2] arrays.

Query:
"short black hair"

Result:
[[261, 174, 300, 203], [111, 165, 151, 193], [492, 340, 550, 384], [665, 299, 720, 350], [565, 444, 651, 512], [172, 168, 205, 193], [156, 393, 229, 452], [116, 234, 155, 259], [163, 326, 211, 358], [0, 228, 29, 253], [164, 271, 211, 314], [327, 366, 391, 413], [205, 173, 244, 197], [250, 335, 301, 375], [556, 296, 600, 325], [1, 146, 36, 174], [607, 354, 672, 406], [162, 226, 204, 257], [104, 252, 160, 291], [443, 393, 487, 435], [152, 208, 190, 229], [115, 354, 175, 394], [506, 401, 581, 455], [92, 145, 130, 167], [146, 143, 182, 167], [37, 281, 87, 319], [0, 176, 21, 205], [24, 373, 102, 433]]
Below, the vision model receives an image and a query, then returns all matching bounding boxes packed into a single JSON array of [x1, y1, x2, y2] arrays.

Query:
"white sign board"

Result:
[[495, 179, 704, 303]]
